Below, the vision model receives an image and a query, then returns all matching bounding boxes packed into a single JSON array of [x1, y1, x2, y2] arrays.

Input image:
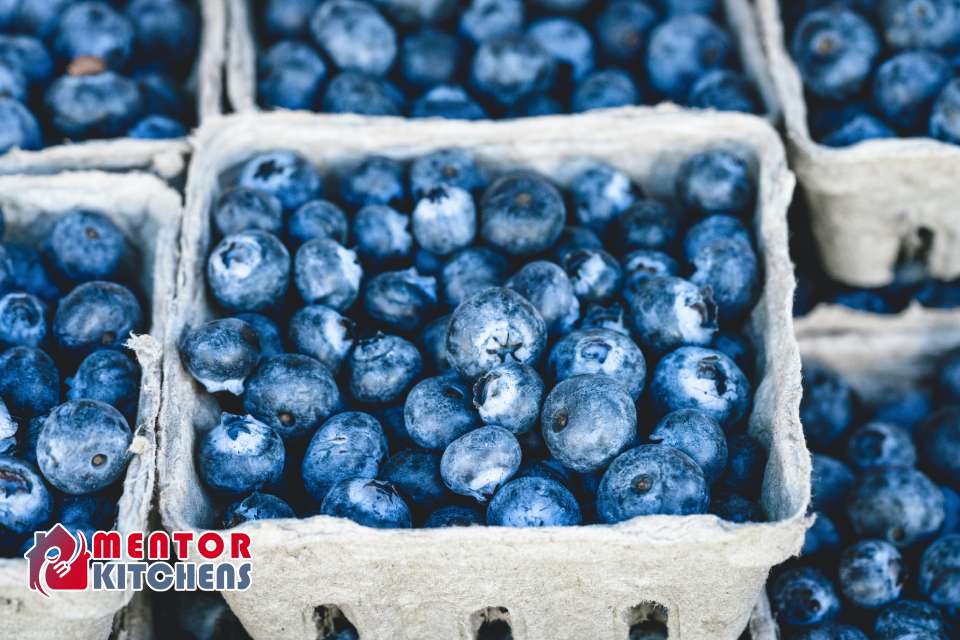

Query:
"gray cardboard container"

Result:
[[0, 0, 229, 180], [224, 0, 781, 123], [756, 0, 960, 288], [752, 307, 960, 638], [158, 108, 809, 640], [0, 172, 182, 640]]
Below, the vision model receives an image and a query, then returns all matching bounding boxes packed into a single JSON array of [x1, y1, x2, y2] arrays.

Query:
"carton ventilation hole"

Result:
[[626, 602, 669, 639], [471, 606, 514, 640], [312, 604, 358, 640], [896, 225, 935, 276]]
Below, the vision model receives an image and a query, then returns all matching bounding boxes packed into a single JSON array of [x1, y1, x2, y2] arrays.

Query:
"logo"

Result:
[[24, 526, 252, 597]]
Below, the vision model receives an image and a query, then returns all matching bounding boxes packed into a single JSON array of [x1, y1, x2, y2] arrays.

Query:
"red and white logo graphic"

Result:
[[24, 523, 90, 597]]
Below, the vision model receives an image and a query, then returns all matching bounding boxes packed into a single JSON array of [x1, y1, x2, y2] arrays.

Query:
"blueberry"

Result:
[[649, 346, 750, 428], [0, 347, 59, 418], [710, 332, 753, 374], [178, 318, 260, 395], [352, 205, 413, 266], [420, 314, 451, 372], [258, 40, 327, 111], [873, 51, 951, 133], [625, 276, 718, 355], [320, 478, 412, 528], [847, 421, 916, 471], [445, 287, 547, 379], [288, 200, 348, 247], [66, 349, 140, 419], [0, 456, 51, 535], [0, 98, 40, 154], [364, 268, 437, 332], [294, 239, 362, 311], [440, 247, 508, 307], [649, 409, 727, 484], [310, 0, 396, 76], [45, 72, 144, 141], [374, 404, 412, 450], [347, 333, 422, 404], [770, 567, 840, 627], [610, 199, 680, 254], [709, 490, 763, 522], [134, 70, 188, 119], [126, 0, 199, 68], [718, 432, 764, 496], [409, 148, 488, 200], [46, 210, 126, 283], [322, 71, 403, 116], [646, 14, 733, 102], [930, 78, 960, 143], [0, 293, 46, 348], [941, 484, 960, 534], [594, 0, 658, 63], [875, 599, 946, 640], [941, 350, 960, 400], [597, 444, 708, 522], [838, 540, 904, 609], [460, 0, 524, 44], [621, 250, 681, 281], [561, 248, 622, 303], [802, 512, 841, 556], [880, 0, 960, 52], [919, 534, 960, 607], [238, 150, 322, 213], [440, 425, 521, 501], [404, 374, 478, 449], [472, 362, 543, 435], [506, 261, 579, 335], [401, 28, 460, 88], [800, 361, 857, 449], [919, 407, 960, 486], [126, 115, 186, 139], [197, 413, 284, 495], [572, 307, 620, 340], [207, 230, 290, 313], [302, 411, 388, 502], [471, 35, 555, 108], [553, 225, 604, 262], [411, 84, 488, 120], [37, 399, 131, 494], [528, 18, 595, 81], [374, 0, 457, 24], [791, 8, 880, 100], [243, 354, 341, 440], [235, 312, 284, 358], [412, 187, 477, 256], [380, 449, 447, 514], [288, 305, 354, 373], [690, 237, 760, 323], [676, 150, 755, 219], [340, 156, 405, 208], [658, 0, 718, 13], [223, 492, 295, 528], [811, 454, 855, 515], [542, 374, 637, 473], [683, 214, 752, 260], [487, 476, 581, 527], [822, 113, 896, 147], [54, 2, 134, 70], [424, 503, 483, 527], [0, 35, 52, 86], [847, 467, 945, 547], [58, 492, 117, 531], [53, 281, 143, 354], [548, 329, 646, 400], [262, 0, 321, 39], [572, 69, 641, 112], [570, 161, 638, 232], [507, 93, 562, 117], [688, 70, 760, 113]]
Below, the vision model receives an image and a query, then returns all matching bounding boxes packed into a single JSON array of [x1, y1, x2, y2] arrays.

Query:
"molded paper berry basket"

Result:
[[224, 0, 781, 123], [756, 0, 960, 289], [0, 0, 229, 181], [0, 172, 181, 640], [794, 301, 960, 342], [158, 108, 809, 640]]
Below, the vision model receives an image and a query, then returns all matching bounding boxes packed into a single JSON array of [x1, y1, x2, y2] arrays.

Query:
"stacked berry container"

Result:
[[0, 0, 226, 179], [157, 109, 807, 640], [0, 171, 180, 640], [757, 0, 960, 289]]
